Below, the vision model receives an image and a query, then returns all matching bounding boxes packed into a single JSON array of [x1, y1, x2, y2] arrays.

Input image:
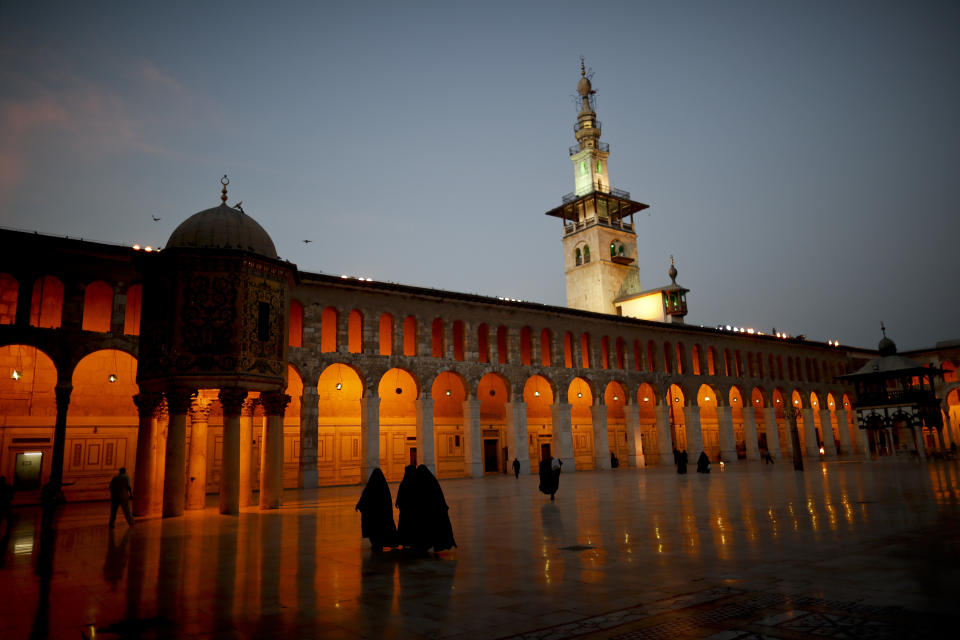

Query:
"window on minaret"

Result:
[[580, 161, 587, 175], [575, 248, 582, 266], [597, 161, 602, 174], [583, 246, 590, 263]]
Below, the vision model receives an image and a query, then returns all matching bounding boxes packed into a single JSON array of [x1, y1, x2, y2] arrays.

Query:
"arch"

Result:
[[318, 362, 364, 399], [284, 364, 304, 420], [667, 383, 687, 451], [496, 326, 509, 365], [582, 245, 591, 263], [1, 344, 58, 418], [707, 346, 718, 376], [942, 361, 957, 383], [697, 383, 720, 459], [569, 376, 595, 468], [663, 341, 673, 374], [525, 374, 557, 466], [520, 326, 533, 366], [0, 273, 17, 325], [692, 344, 702, 376], [777, 356, 784, 380], [734, 350, 743, 377], [638, 382, 658, 406], [348, 310, 364, 354], [321, 307, 338, 353], [403, 315, 417, 356], [317, 363, 364, 484], [123, 283, 142, 336], [289, 299, 304, 347], [564, 332, 574, 368], [787, 357, 795, 381], [452, 320, 465, 361], [723, 349, 732, 376], [647, 340, 658, 372], [81, 280, 113, 332], [580, 333, 591, 368], [757, 353, 764, 379], [633, 339, 643, 372], [747, 353, 755, 378], [432, 371, 467, 477], [676, 342, 687, 375], [540, 329, 553, 367], [71, 349, 139, 417], [378, 313, 394, 356], [478, 372, 509, 422], [30, 275, 63, 328], [615, 337, 626, 370], [431, 317, 445, 358], [605, 380, 628, 462], [768, 354, 776, 379], [575, 247, 582, 266], [477, 323, 490, 363], [600, 336, 610, 369]]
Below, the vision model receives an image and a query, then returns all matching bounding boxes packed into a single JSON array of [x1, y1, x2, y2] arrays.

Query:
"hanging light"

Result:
[[613, 395, 618, 401], [643, 397, 649, 402], [534, 390, 540, 397], [108, 374, 118, 383], [11, 369, 22, 381], [335, 382, 342, 390], [445, 389, 452, 397]]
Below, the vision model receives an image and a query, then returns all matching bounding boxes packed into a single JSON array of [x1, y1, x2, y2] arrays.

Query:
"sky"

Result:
[[1, 1, 958, 351]]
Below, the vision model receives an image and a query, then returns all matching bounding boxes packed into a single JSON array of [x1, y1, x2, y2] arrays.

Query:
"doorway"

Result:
[[483, 439, 498, 472], [14, 451, 43, 490], [409, 447, 417, 467], [540, 442, 551, 461]]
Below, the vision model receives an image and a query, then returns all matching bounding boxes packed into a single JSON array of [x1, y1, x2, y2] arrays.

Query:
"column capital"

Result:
[[133, 391, 163, 418], [218, 388, 248, 418], [189, 398, 212, 422], [241, 398, 258, 417], [54, 382, 73, 406], [260, 391, 291, 416], [165, 387, 197, 414]]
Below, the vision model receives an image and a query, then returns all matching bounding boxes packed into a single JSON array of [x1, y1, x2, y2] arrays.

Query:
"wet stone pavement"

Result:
[[1, 459, 958, 639]]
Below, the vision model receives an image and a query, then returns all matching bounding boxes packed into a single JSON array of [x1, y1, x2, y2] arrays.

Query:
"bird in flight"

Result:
[[234, 201, 244, 213], [151, 215, 161, 221], [303, 239, 313, 244]]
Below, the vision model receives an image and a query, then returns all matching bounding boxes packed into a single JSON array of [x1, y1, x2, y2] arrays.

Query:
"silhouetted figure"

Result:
[[355, 467, 398, 552], [696, 451, 711, 473], [610, 451, 619, 468], [763, 450, 775, 464], [396, 465, 456, 553], [539, 457, 561, 500], [395, 464, 417, 548], [673, 448, 680, 466], [0, 476, 13, 533], [109, 467, 134, 528], [512, 458, 521, 479], [677, 450, 688, 474]]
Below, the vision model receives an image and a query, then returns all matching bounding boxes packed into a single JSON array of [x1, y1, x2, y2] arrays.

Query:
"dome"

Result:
[[166, 203, 278, 259], [878, 335, 897, 357]]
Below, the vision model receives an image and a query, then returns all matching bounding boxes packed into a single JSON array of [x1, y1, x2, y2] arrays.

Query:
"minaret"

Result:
[[545, 62, 649, 315]]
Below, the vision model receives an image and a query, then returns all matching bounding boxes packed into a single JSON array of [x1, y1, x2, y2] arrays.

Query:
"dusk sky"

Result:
[[1, 1, 957, 351]]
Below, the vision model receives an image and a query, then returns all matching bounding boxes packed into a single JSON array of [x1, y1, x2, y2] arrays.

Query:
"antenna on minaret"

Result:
[[880, 321, 886, 337]]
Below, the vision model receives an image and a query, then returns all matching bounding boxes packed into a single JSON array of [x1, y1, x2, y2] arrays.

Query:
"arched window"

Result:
[[289, 299, 303, 347], [403, 316, 417, 356], [452, 320, 465, 361], [348, 310, 364, 354], [432, 318, 445, 358], [600, 336, 610, 369], [378, 313, 393, 355], [520, 326, 532, 366], [633, 340, 643, 371], [692, 344, 702, 375], [497, 326, 509, 364], [0, 273, 18, 325], [580, 333, 591, 368], [540, 329, 552, 367], [477, 323, 490, 363], [321, 307, 338, 352], [609, 240, 625, 258], [583, 245, 591, 263], [707, 347, 717, 376], [30, 276, 63, 328], [647, 341, 657, 372], [616, 337, 625, 370], [663, 342, 673, 374], [124, 284, 142, 336], [564, 332, 574, 368], [575, 248, 583, 266]]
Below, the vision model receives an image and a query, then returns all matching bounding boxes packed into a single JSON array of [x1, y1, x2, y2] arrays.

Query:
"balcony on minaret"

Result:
[[550, 182, 646, 237]]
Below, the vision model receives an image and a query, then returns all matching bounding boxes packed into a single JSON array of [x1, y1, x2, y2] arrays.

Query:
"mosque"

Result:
[[1, 67, 958, 518]]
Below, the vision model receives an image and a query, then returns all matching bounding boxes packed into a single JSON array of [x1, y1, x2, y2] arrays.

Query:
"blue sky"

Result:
[[2, 1, 958, 350]]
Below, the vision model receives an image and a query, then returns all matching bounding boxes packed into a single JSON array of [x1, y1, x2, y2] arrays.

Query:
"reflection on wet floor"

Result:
[[0, 459, 958, 639]]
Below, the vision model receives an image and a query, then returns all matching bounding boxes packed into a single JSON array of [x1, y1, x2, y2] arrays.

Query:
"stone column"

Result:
[[683, 405, 703, 456], [239, 399, 256, 507], [655, 404, 673, 466], [820, 409, 837, 456], [415, 396, 436, 473], [359, 395, 380, 481], [590, 402, 611, 470], [763, 407, 781, 460], [49, 382, 73, 487], [551, 402, 575, 470], [801, 407, 819, 458], [835, 409, 852, 455], [715, 405, 737, 463], [785, 407, 804, 471], [151, 405, 168, 515], [462, 398, 483, 477], [163, 388, 196, 518], [912, 426, 927, 460], [186, 398, 211, 510], [934, 427, 945, 455], [624, 403, 644, 467], [259, 392, 289, 510], [298, 384, 319, 489], [857, 426, 871, 460], [741, 406, 760, 461], [218, 388, 247, 515], [505, 401, 530, 472], [132, 392, 163, 517]]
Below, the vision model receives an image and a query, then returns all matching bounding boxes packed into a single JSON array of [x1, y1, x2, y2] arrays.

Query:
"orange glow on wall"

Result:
[[431, 318, 444, 358], [431, 371, 465, 420], [82, 280, 113, 332], [478, 373, 507, 421], [520, 327, 532, 366], [0, 273, 18, 325], [348, 310, 363, 354], [540, 329, 552, 367], [71, 350, 138, 417], [452, 320, 464, 361], [497, 326, 508, 365], [123, 284, 142, 336], [403, 315, 417, 356], [0, 345, 57, 416], [288, 299, 303, 347], [378, 313, 393, 356], [568, 377, 593, 422], [477, 323, 489, 363], [378, 368, 418, 419], [564, 332, 573, 368], [30, 275, 63, 328], [321, 307, 338, 352], [580, 333, 590, 368], [524, 375, 554, 420], [604, 382, 625, 420]]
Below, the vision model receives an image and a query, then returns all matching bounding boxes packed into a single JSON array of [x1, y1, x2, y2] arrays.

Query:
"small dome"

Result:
[[577, 76, 592, 96], [167, 203, 278, 259], [878, 335, 897, 356]]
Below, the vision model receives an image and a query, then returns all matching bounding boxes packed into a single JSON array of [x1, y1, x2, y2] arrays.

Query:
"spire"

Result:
[[669, 255, 678, 285], [220, 175, 229, 205]]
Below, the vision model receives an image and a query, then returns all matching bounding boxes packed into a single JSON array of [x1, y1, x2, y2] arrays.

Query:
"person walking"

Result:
[[677, 450, 688, 474], [512, 458, 521, 479], [0, 476, 14, 533], [355, 467, 398, 552], [109, 467, 134, 528], [696, 451, 711, 473]]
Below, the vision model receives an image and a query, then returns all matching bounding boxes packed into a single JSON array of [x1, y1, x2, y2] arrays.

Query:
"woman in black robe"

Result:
[[395, 464, 418, 549], [415, 465, 457, 552], [696, 451, 711, 473], [355, 467, 398, 552], [538, 458, 559, 500], [677, 449, 688, 474]]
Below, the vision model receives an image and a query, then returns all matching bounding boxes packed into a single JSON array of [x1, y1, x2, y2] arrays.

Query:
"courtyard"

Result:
[[1, 459, 958, 639]]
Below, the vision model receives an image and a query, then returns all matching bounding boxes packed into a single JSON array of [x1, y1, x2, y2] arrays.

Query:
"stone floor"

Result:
[[1, 458, 959, 639]]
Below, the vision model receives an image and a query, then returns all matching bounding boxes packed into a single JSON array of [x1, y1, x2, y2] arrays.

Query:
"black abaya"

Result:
[[355, 467, 398, 550]]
